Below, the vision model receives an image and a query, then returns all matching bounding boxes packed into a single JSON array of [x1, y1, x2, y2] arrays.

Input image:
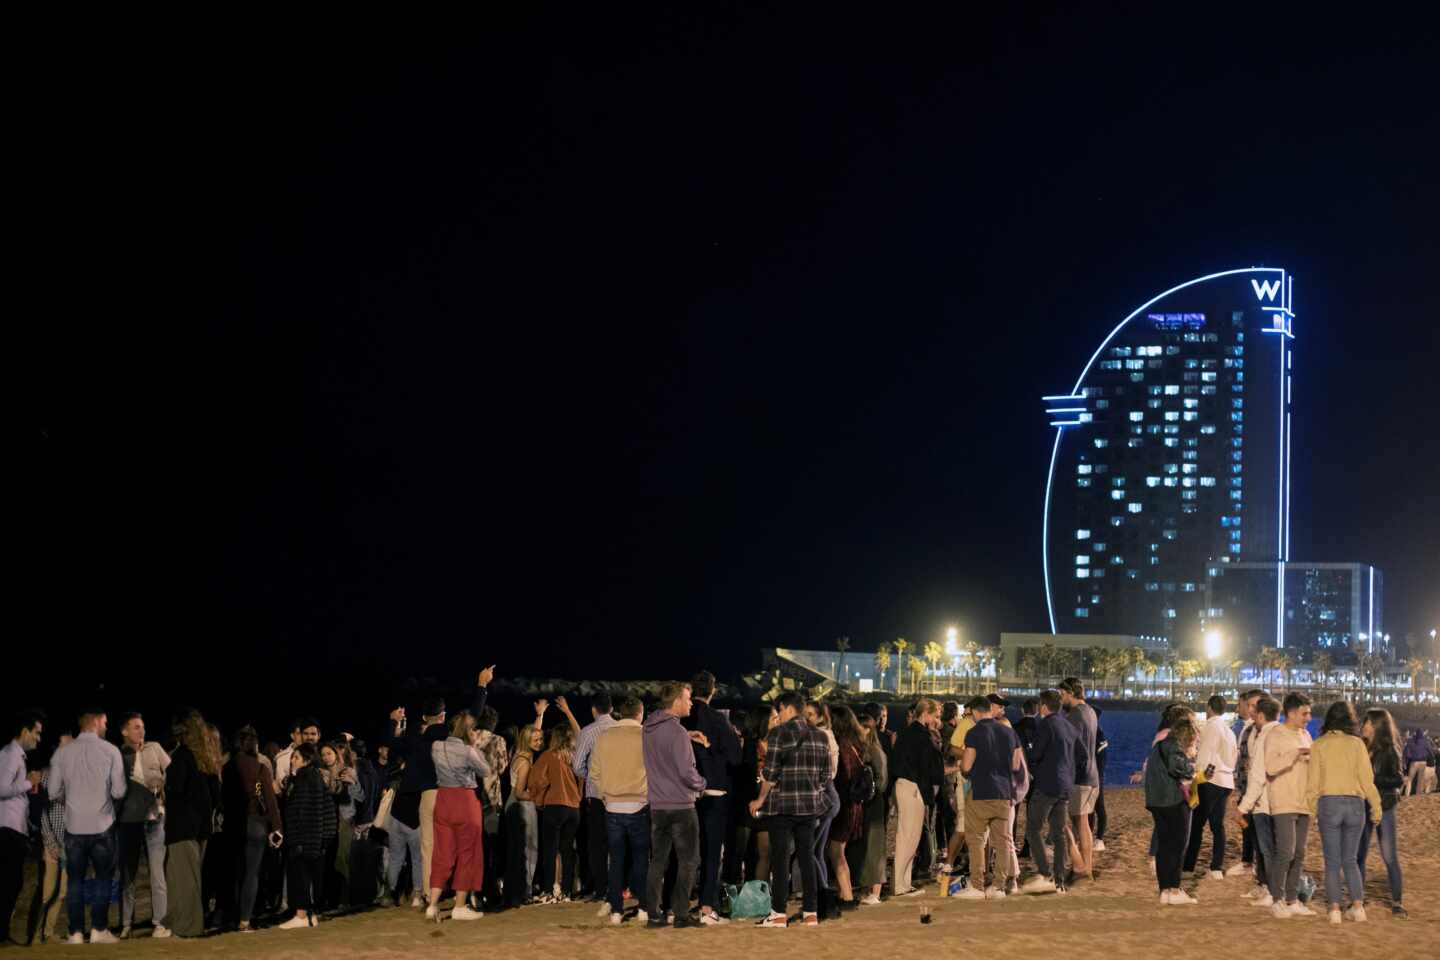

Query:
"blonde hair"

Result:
[[914, 698, 941, 719], [177, 714, 219, 776], [1170, 715, 1199, 750]]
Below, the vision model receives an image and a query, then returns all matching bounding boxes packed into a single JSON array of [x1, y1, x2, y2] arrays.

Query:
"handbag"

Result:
[[373, 787, 395, 830]]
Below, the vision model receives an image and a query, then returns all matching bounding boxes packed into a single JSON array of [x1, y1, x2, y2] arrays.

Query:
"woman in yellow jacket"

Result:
[[1306, 702, 1382, 925]]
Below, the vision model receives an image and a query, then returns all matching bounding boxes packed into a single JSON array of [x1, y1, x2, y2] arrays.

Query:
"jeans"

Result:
[[645, 808, 698, 917], [0, 827, 27, 940], [117, 817, 168, 928], [696, 794, 727, 909], [1250, 812, 1274, 887], [1026, 792, 1070, 881], [235, 816, 268, 922], [1356, 804, 1402, 903], [582, 797, 608, 898], [1317, 795, 1365, 907], [811, 782, 839, 890], [385, 818, 422, 895], [503, 800, 538, 904], [1183, 782, 1231, 872], [605, 809, 649, 916], [64, 831, 116, 934], [766, 814, 817, 914], [1268, 813, 1309, 903], [538, 805, 579, 898], [1148, 804, 1188, 892]]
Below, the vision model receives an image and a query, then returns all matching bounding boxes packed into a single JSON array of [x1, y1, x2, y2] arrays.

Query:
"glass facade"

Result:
[[1044, 269, 1295, 643], [1203, 562, 1385, 663]]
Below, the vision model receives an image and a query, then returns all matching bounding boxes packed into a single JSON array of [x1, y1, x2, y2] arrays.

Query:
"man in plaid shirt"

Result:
[[748, 691, 827, 927]]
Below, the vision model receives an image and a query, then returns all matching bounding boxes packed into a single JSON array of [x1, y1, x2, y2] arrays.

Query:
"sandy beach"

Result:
[[10, 788, 1437, 956]]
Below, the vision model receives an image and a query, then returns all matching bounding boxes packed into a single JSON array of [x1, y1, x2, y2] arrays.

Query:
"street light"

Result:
[[944, 626, 959, 657], [1204, 629, 1224, 661]]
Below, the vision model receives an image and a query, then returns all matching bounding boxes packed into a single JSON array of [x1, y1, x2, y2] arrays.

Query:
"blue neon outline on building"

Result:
[[1041, 267, 1295, 637]]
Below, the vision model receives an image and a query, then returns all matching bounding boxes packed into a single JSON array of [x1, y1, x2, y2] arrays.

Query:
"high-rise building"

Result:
[[1203, 561, 1385, 663], [1042, 268, 1295, 646]]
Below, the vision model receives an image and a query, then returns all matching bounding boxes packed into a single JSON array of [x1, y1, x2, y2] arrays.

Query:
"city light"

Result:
[[944, 626, 959, 656], [1203, 629, 1224, 660]]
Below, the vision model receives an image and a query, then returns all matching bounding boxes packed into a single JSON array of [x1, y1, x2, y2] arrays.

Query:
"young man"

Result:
[[1021, 690, 1078, 894], [1183, 694, 1239, 879], [954, 697, 1023, 900], [1058, 679, 1098, 881], [1228, 689, 1266, 877], [1262, 692, 1314, 918], [115, 712, 171, 938], [748, 691, 827, 927], [891, 698, 944, 896], [1236, 696, 1281, 905], [1013, 699, 1039, 856], [1, 710, 45, 946], [273, 721, 304, 789], [49, 709, 128, 944], [684, 670, 741, 925], [473, 706, 509, 909], [642, 682, 706, 928], [590, 696, 648, 925], [572, 692, 616, 905]]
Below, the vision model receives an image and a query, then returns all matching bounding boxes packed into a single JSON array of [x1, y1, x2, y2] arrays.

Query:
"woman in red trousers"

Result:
[[427, 711, 492, 922]]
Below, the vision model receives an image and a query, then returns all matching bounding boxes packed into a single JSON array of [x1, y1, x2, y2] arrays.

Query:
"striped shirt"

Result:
[[573, 715, 618, 800]]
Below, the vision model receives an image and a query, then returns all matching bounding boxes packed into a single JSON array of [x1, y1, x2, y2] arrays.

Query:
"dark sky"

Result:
[[21, 10, 1440, 703]]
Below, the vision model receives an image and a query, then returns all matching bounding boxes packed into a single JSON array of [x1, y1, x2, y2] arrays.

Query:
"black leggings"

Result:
[[286, 853, 323, 912], [538, 806, 580, 898], [1149, 803, 1189, 892]]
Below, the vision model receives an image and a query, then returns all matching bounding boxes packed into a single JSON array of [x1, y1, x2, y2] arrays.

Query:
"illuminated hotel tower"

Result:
[[1042, 268, 1295, 644]]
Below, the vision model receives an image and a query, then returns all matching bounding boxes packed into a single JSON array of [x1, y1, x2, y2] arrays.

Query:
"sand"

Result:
[[11, 789, 1437, 955]]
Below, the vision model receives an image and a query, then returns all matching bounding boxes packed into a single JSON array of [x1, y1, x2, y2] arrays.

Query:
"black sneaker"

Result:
[[1392, 905, 1408, 919], [646, 917, 669, 929], [672, 915, 699, 929]]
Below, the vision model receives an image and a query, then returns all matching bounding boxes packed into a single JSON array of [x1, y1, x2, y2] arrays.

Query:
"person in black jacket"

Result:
[[682, 671, 741, 924], [890, 699, 944, 896], [279, 744, 335, 929], [1359, 709, 1406, 917], [158, 713, 220, 939]]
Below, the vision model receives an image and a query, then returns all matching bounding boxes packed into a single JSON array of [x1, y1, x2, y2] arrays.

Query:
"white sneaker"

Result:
[[1329, 908, 1343, 925], [596, 901, 612, 918], [119, 927, 131, 940], [1251, 892, 1274, 907], [985, 887, 1007, 900], [1289, 902, 1317, 917], [1092, 840, 1106, 852], [859, 893, 881, 905], [1159, 890, 1171, 905], [278, 914, 314, 930], [1167, 890, 1199, 905], [1271, 901, 1292, 918], [151, 925, 172, 938], [952, 886, 986, 900], [425, 903, 440, 923], [1021, 876, 1056, 894], [698, 912, 729, 925], [411, 893, 423, 909], [450, 905, 483, 921], [1345, 904, 1368, 923], [1207, 870, 1224, 881], [1226, 862, 1253, 877], [66, 933, 85, 945], [634, 909, 650, 923], [608, 912, 623, 925], [89, 930, 119, 944]]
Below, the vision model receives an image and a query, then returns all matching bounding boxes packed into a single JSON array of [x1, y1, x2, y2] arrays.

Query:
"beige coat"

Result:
[[1263, 723, 1313, 815]]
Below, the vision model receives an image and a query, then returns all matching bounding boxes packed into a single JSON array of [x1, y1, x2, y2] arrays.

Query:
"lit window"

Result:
[[1164, 477, 1178, 487], [1163, 529, 1177, 540], [1148, 386, 1164, 396], [1130, 412, 1144, 422], [1182, 477, 1195, 487], [1095, 399, 1109, 409], [1127, 438, 1143, 448], [1164, 464, 1179, 474], [1130, 373, 1145, 382], [1164, 438, 1178, 448], [1127, 502, 1143, 513], [1147, 399, 1162, 410], [1145, 582, 1159, 592], [1183, 504, 1198, 514], [1229, 477, 1242, 487], [1078, 464, 1093, 475], [1112, 346, 1132, 357], [1200, 476, 1216, 487], [1111, 555, 1124, 565], [1110, 517, 1124, 527], [1164, 425, 1179, 434], [1164, 609, 1176, 618], [1079, 413, 1093, 422], [1164, 385, 1180, 396], [1183, 464, 1196, 474], [1201, 425, 1216, 434], [1111, 490, 1125, 500], [1228, 530, 1242, 541], [1094, 438, 1109, 449], [1076, 555, 1090, 565], [1075, 607, 1089, 618], [1146, 476, 1160, 487], [1202, 372, 1217, 383], [1092, 594, 1102, 604], [1229, 490, 1243, 500], [1232, 398, 1244, 409], [1125, 359, 1145, 370], [1076, 568, 1090, 578], [1093, 541, 1107, 551], [1100, 360, 1121, 370], [1228, 543, 1242, 554], [1077, 478, 1092, 488], [1164, 411, 1180, 422], [1112, 477, 1125, 487], [1183, 450, 1198, 461], [1183, 411, 1198, 421], [1183, 490, 1197, 500], [1076, 529, 1091, 540], [1182, 583, 1196, 592], [1201, 385, 1217, 396], [1183, 398, 1198, 409]]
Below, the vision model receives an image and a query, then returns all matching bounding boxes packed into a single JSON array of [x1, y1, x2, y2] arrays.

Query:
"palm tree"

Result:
[[1085, 646, 1111, 692], [1313, 652, 1334, 697], [1406, 658, 1426, 703], [893, 638, 910, 693], [1274, 652, 1293, 692], [1139, 653, 1159, 697], [1176, 659, 1203, 698], [1255, 647, 1278, 690], [834, 636, 851, 683], [959, 643, 979, 694], [979, 646, 1002, 693], [874, 642, 892, 692], [924, 641, 945, 694], [908, 655, 927, 696]]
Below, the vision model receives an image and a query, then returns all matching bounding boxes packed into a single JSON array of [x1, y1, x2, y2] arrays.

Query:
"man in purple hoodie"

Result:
[[642, 682, 707, 928]]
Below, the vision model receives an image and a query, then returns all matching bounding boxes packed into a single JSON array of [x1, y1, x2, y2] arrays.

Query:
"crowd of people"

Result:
[[1, 669, 1431, 943]]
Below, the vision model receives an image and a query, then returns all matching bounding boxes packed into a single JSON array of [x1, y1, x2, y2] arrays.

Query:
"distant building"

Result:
[[997, 632, 1171, 677], [1041, 268, 1296, 642], [1203, 561, 1385, 663]]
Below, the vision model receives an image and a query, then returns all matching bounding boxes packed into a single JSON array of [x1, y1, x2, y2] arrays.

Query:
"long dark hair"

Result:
[[1320, 701, 1357, 736], [829, 704, 864, 754], [1362, 708, 1401, 762]]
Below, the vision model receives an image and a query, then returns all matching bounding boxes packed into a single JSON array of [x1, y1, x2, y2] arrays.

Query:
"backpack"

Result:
[[847, 746, 876, 805]]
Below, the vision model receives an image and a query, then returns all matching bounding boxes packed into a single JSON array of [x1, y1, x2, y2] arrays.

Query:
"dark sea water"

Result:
[[1087, 710, 1324, 786]]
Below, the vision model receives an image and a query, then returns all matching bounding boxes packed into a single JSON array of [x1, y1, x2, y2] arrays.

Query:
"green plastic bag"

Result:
[[730, 880, 772, 919]]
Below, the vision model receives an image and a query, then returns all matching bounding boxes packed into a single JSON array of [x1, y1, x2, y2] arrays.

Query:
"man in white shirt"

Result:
[[1183, 694, 1239, 878], [273, 720, 304, 789], [49, 709, 127, 944]]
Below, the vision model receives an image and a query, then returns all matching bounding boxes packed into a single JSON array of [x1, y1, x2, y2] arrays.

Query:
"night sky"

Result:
[[20, 10, 1439, 715]]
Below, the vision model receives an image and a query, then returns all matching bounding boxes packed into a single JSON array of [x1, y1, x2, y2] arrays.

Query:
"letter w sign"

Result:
[[1251, 278, 1282, 302]]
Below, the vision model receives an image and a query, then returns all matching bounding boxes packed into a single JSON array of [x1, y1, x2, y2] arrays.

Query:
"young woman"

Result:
[[427, 710, 491, 922], [318, 742, 363, 911], [159, 713, 220, 939], [503, 710, 545, 906], [221, 726, 282, 932], [1264, 693, 1316, 919], [279, 743, 335, 929], [528, 698, 583, 902], [744, 705, 778, 885], [1139, 703, 1193, 876], [848, 706, 889, 905], [803, 700, 841, 913], [1144, 712, 1197, 905], [1358, 708, 1406, 917], [826, 705, 867, 909], [1307, 701, 1382, 924]]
